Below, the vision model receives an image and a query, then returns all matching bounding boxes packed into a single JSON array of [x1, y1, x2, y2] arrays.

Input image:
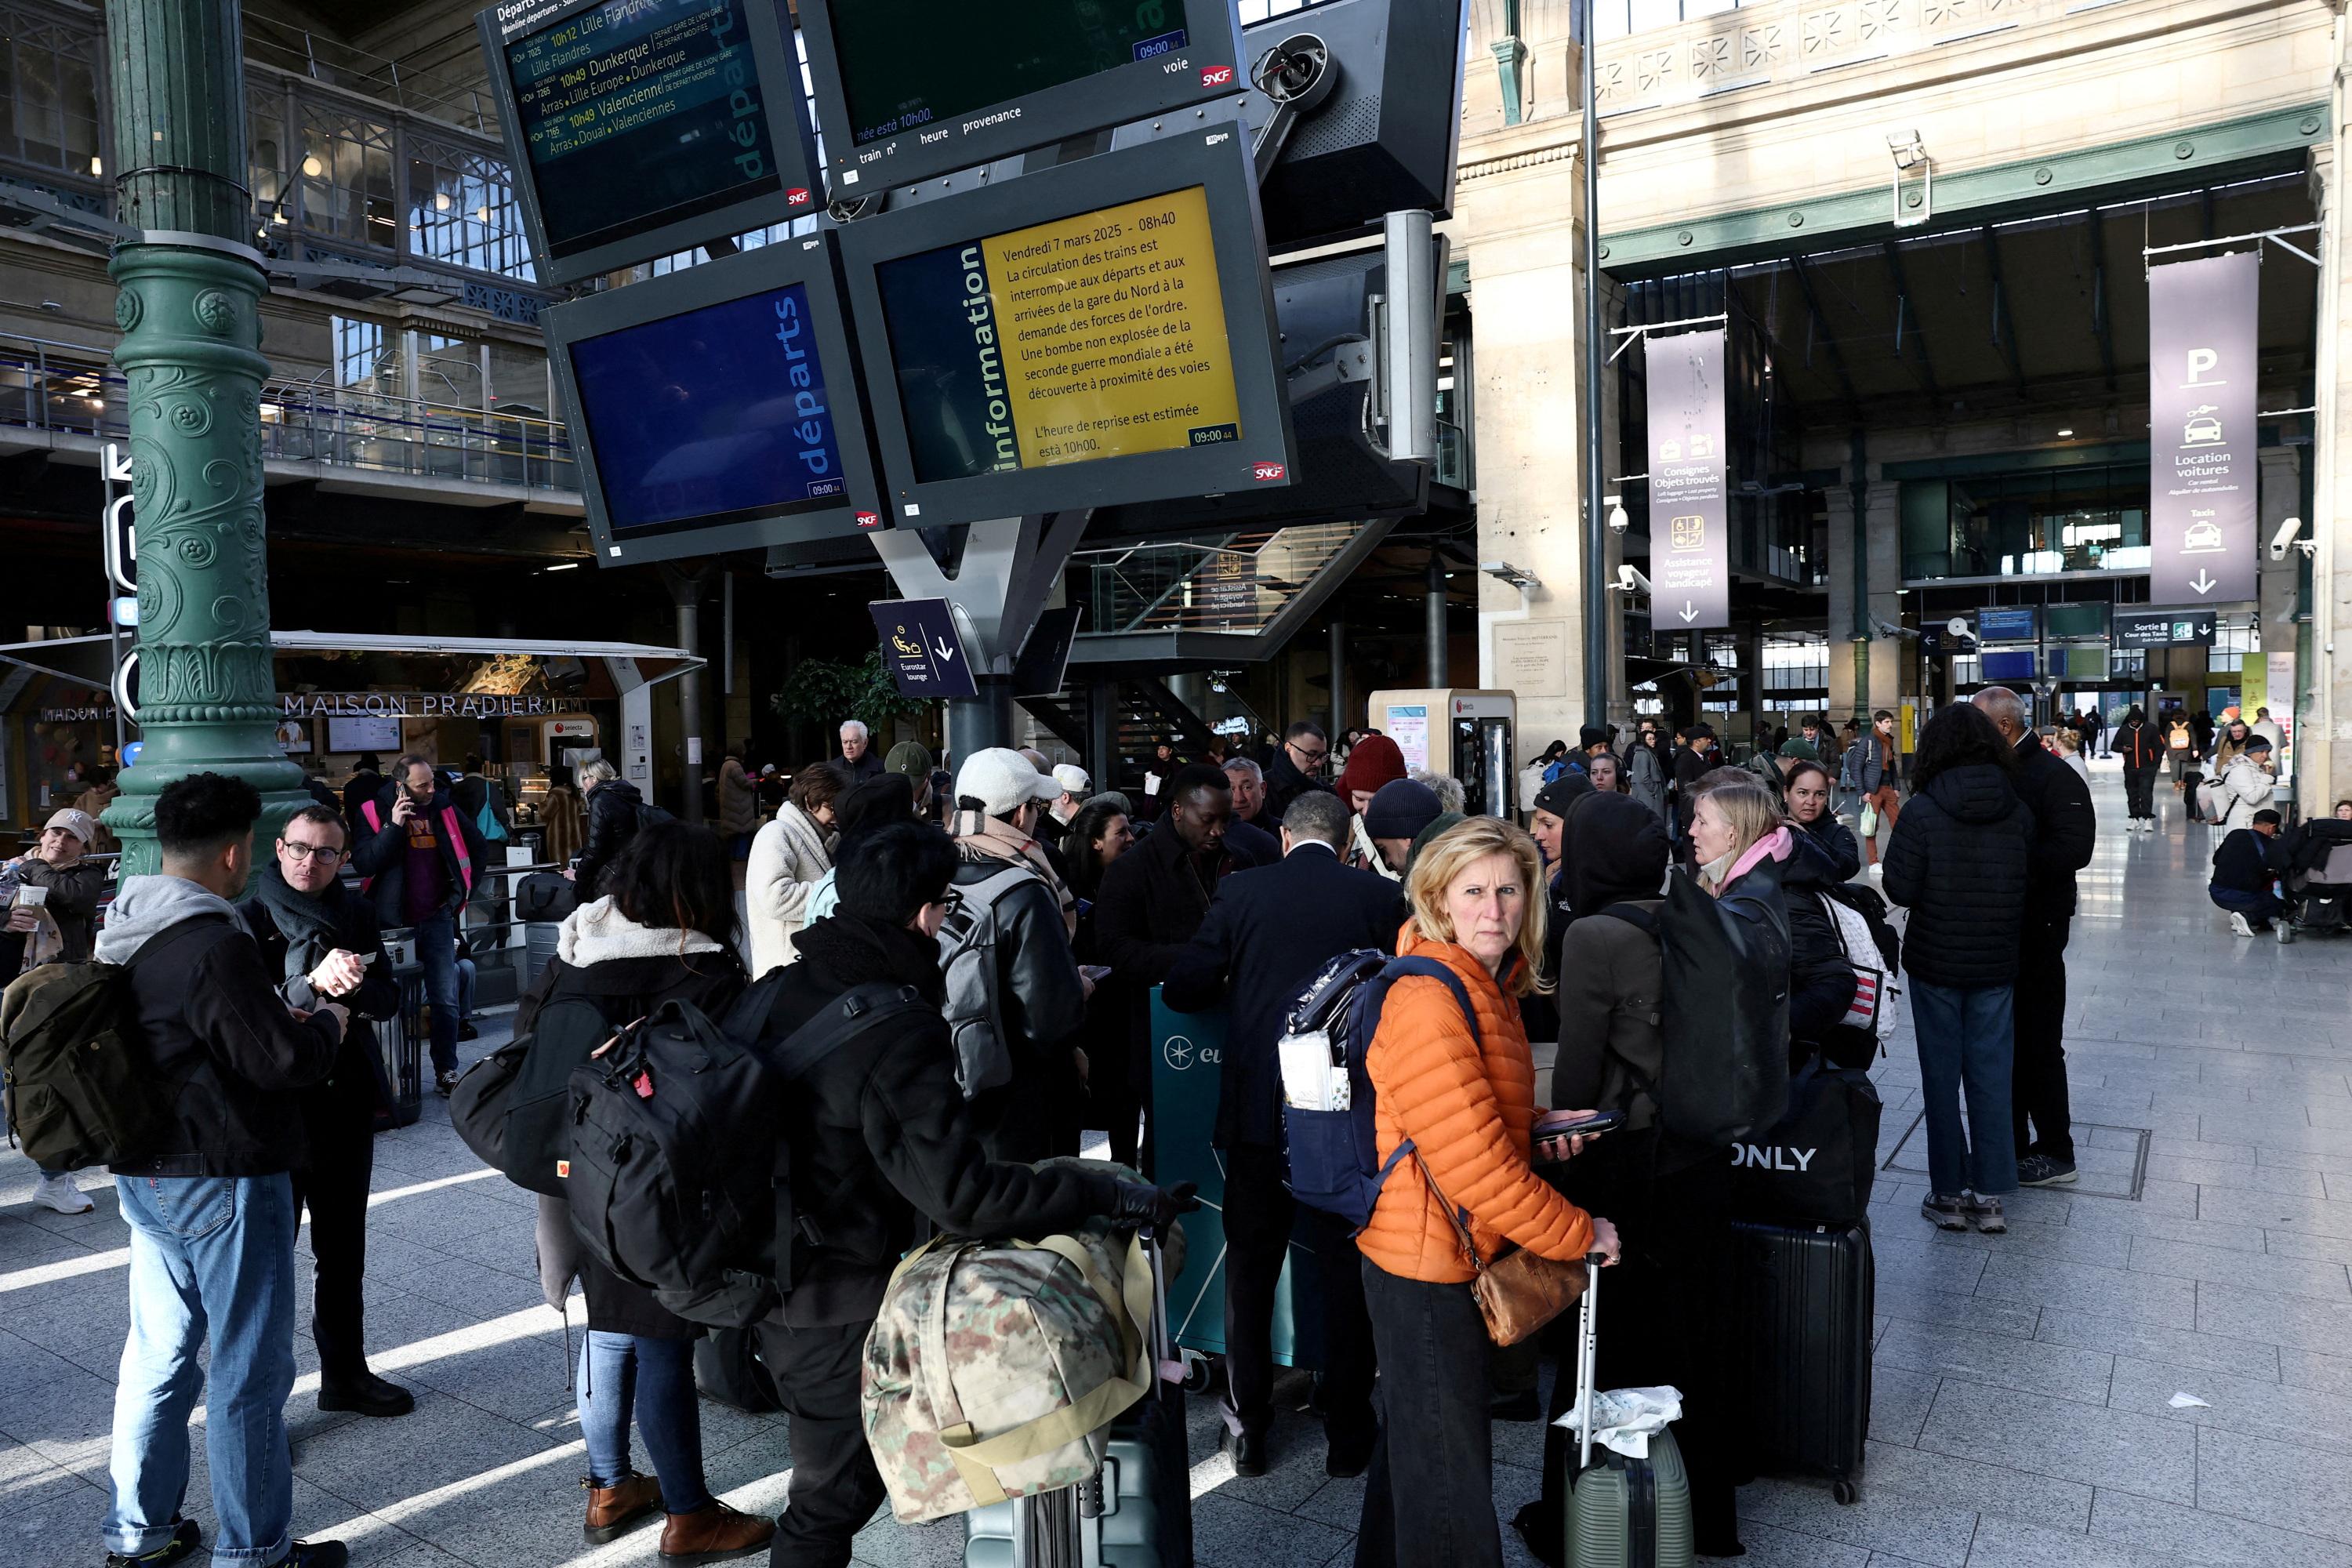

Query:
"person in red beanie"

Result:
[[1335, 733, 1409, 811]]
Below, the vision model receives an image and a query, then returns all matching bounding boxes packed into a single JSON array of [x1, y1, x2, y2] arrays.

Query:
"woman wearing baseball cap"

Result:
[[3, 808, 111, 1213]]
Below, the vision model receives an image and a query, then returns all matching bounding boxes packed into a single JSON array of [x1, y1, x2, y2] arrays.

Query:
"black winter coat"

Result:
[[1795, 815, 1861, 882], [1880, 764, 2034, 989], [1162, 844, 1407, 1149], [514, 939, 750, 1339], [348, 783, 491, 930], [1776, 826, 1862, 1058], [100, 905, 341, 1178], [2009, 733, 2096, 927], [949, 850, 1087, 1163], [2211, 827, 2285, 895], [2113, 720, 2166, 772], [574, 778, 650, 897], [239, 878, 401, 1140], [757, 913, 1126, 1329], [1260, 750, 1330, 826]]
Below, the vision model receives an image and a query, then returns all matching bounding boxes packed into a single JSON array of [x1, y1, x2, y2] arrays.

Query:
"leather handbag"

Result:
[[1420, 1158, 1588, 1347]]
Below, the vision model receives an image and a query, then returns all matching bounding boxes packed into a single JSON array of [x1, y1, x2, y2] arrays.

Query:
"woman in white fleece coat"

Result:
[[746, 760, 844, 975]]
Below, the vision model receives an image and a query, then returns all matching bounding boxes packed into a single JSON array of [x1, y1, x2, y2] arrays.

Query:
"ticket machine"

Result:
[[1363, 688, 1517, 818]]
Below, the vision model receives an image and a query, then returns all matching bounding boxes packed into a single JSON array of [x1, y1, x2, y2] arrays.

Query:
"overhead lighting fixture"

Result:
[[2056, 427, 2074, 437], [543, 561, 582, 572], [301, 154, 325, 178], [88, 155, 101, 176]]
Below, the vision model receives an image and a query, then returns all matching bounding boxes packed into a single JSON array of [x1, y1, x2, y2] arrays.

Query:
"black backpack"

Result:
[[448, 982, 633, 1196], [1602, 868, 1790, 1146], [563, 978, 928, 1328], [0, 920, 216, 1170]]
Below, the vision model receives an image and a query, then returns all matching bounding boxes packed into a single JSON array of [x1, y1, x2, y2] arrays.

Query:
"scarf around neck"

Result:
[[249, 860, 344, 982]]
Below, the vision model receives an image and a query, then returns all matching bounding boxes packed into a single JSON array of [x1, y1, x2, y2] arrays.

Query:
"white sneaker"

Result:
[[31, 1173, 93, 1214], [2229, 911, 2256, 938]]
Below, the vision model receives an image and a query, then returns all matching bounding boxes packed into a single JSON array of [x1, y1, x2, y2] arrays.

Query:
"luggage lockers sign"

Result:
[[2149, 252, 2259, 604], [477, 0, 819, 289], [1646, 328, 1730, 631]]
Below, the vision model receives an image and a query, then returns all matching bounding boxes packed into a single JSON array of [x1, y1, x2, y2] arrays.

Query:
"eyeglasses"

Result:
[[1288, 742, 1328, 763], [279, 841, 344, 862]]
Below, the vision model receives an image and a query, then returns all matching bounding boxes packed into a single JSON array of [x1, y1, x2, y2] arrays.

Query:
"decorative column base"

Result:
[[100, 241, 310, 877]]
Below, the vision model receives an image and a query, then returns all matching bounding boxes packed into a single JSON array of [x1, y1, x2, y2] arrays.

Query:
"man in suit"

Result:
[[1163, 788, 1407, 1483], [1973, 687, 2097, 1187]]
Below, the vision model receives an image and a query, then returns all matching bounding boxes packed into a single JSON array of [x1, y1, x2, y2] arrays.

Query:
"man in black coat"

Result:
[[240, 804, 410, 1419], [753, 823, 1192, 1568], [349, 753, 490, 1095], [1260, 719, 1334, 826], [1973, 688, 2096, 1186], [1163, 787, 1406, 1481]]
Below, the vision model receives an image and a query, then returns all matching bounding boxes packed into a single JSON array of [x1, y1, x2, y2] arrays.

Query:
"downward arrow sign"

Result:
[[932, 637, 957, 662], [1679, 601, 1699, 622], [2190, 571, 2217, 596]]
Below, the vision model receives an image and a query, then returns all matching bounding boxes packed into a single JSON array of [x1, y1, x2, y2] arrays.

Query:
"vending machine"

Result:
[[1363, 688, 1517, 818]]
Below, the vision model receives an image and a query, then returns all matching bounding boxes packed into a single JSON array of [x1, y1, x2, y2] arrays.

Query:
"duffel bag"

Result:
[[862, 1220, 1154, 1525], [515, 870, 579, 924], [1728, 1055, 1882, 1225]]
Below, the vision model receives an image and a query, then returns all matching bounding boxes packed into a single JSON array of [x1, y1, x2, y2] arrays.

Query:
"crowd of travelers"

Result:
[[29, 677, 2344, 1568]]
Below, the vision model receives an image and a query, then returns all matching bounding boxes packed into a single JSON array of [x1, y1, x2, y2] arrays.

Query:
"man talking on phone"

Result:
[[241, 804, 414, 1418], [351, 753, 488, 1096]]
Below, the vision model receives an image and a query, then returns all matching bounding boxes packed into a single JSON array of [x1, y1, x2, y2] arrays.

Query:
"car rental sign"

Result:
[[1646, 328, 1730, 631], [2149, 252, 2259, 604]]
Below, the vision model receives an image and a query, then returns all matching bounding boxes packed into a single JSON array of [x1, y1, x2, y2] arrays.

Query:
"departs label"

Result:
[[873, 183, 1243, 483]]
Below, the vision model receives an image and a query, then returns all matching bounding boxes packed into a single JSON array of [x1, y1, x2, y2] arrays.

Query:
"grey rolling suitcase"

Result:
[[964, 1227, 1193, 1568], [1564, 1258, 1696, 1568]]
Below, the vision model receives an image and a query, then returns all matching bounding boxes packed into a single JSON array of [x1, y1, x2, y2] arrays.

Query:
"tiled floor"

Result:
[[5, 758, 2350, 1567]]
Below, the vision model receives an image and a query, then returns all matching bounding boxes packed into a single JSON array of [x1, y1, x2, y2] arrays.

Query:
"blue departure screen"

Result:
[[568, 281, 847, 532]]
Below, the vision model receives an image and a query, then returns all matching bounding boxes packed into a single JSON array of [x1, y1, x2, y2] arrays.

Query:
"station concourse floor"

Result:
[[8, 757, 2352, 1568]]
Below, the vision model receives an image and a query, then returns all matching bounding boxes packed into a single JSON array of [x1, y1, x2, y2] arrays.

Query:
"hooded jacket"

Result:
[[1879, 763, 2034, 989], [2212, 755, 2276, 832], [1552, 794, 1679, 1138], [753, 912, 1127, 1328], [348, 782, 490, 930], [1357, 924, 1595, 1284], [574, 777, 651, 897], [89, 874, 341, 1177], [2113, 719, 2166, 772], [516, 896, 749, 1339], [746, 799, 834, 975], [717, 757, 760, 837]]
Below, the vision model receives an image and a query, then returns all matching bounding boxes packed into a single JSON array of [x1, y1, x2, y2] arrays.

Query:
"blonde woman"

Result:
[[1353, 816, 1619, 1568]]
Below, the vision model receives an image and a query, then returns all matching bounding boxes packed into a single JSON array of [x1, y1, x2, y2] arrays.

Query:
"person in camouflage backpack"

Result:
[[746, 821, 1192, 1567]]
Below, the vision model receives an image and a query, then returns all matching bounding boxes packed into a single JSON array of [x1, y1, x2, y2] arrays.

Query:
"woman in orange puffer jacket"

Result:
[[1352, 816, 1621, 1568]]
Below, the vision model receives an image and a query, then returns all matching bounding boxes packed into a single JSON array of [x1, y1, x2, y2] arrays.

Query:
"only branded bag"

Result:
[[0, 920, 215, 1170], [936, 862, 1042, 1098], [1278, 949, 1483, 1229], [1602, 870, 1789, 1147], [564, 979, 926, 1327], [1728, 1056, 1882, 1225], [863, 1218, 1156, 1524]]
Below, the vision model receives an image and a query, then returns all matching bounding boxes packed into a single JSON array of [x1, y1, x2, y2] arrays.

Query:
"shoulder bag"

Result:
[[1418, 1156, 1588, 1346]]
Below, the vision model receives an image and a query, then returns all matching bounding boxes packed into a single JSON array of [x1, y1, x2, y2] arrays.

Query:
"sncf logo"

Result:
[[1252, 461, 1286, 483], [855, 510, 880, 529], [786, 187, 813, 206], [1201, 64, 1236, 88]]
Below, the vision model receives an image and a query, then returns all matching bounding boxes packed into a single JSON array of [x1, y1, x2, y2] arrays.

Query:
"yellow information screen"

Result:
[[874, 184, 1246, 482]]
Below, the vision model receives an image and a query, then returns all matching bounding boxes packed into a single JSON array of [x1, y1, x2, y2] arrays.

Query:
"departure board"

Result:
[[479, 0, 817, 287], [875, 185, 1242, 481], [800, 0, 1244, 194], [838, 125, 1293, 527]]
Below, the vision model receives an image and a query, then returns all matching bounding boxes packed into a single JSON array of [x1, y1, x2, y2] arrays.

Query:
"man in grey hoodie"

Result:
[[95, 773, 351, 1568]]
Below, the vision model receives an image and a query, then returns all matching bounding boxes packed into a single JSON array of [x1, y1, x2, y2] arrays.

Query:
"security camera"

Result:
[[1614, 564, 1653, 595], [1605, 495, 1629, 534], [2270, 515, 2305, 561], [1869, 615, 1922, 641]]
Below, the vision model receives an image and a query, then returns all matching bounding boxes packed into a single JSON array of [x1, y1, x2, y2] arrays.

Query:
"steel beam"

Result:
[[1788, 256, 1861, 418], [1977, 225, 2030, 399], [1879, 240, 1942, 408]]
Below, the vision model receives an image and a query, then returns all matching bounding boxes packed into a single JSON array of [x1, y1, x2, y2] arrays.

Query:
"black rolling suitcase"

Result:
[[1728, 1218, 1872, 1504], [370, 971, 426, 1132]]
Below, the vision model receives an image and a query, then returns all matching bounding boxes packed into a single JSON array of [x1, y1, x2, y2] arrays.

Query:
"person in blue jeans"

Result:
[[91, 772, 350, 1568], [1879, 703, 2034, 1236], [350, 753, 488, 1096]]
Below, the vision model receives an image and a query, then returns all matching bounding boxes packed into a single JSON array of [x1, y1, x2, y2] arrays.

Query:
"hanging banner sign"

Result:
[[1646, 328, 1730, 631], [2113, 608, 2216, 648], [2149, 252, 2259, 604]]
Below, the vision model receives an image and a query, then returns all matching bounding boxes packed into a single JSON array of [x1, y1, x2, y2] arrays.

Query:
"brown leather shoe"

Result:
[[659, 1501, 776, 1565], [582, 1473, 663, 1544]]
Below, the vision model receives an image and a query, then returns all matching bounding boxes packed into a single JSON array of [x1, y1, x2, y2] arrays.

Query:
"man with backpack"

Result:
[[945, 748, 1088, 1160], [1162, 788, 1403, 1480], [349, 753, 488, 1097], [238, 803, 413, 1421], [91, 773, 352, 1568], [751, 821, 1193, 1568]]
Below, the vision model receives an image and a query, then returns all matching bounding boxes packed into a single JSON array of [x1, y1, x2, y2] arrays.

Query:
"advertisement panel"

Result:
[[2148, 252, 2259, 604], [1645, 328, 1729, 631]]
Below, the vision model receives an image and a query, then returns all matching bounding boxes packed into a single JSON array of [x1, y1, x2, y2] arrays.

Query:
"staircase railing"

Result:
[[1069, 521, 1370, 637]]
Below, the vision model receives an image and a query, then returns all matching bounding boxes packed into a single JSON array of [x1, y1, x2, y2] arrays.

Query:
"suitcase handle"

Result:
[[1575, 1250, 1608, 1472]]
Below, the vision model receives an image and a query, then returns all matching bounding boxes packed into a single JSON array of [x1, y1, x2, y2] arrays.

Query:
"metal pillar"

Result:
[[661, 564, 708, 822], [949, 681, 1015, 760], [1329, 619, 1348, 735], [1426, 555, 1448, 687], [101, 0, 307, 874], [1579, 0, 1608, 731], [1087, 676, 1117, 783]]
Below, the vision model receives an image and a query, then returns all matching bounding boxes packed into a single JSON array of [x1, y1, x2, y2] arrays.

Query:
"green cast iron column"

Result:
[[100, 0, 305, 874]]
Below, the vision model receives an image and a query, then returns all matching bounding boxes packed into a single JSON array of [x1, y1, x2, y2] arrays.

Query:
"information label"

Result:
[[501, 0, 793, 260], [1646, 328, 1730, 631], [2113, 608, 2216, 648], [2149, 252, 2259, 604], [869, 598, 978, 699], [873, 184, 1242, 483]]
